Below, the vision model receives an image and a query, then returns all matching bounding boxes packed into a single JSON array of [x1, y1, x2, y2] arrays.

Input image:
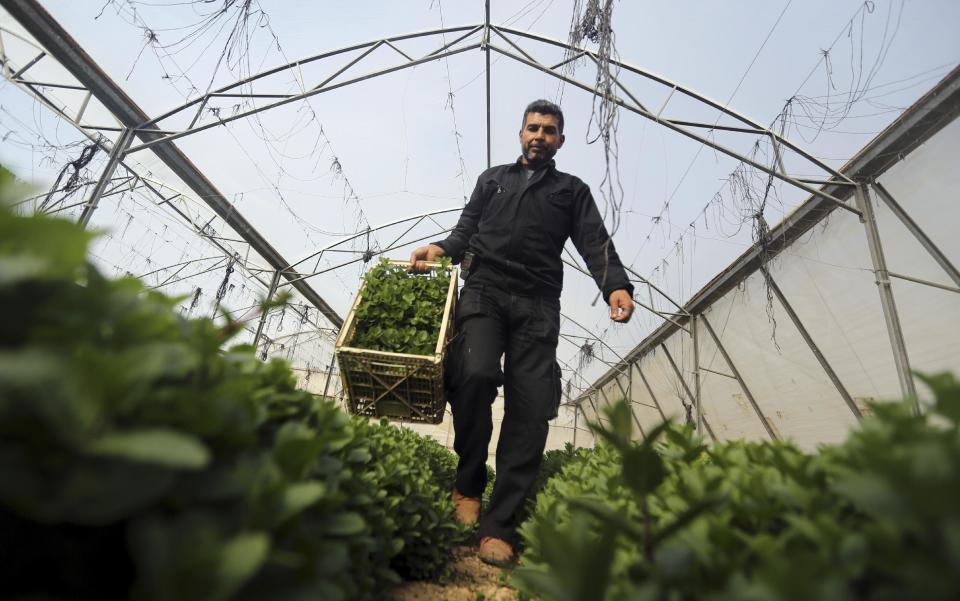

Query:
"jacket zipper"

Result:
[[508, 167, 547, 258]]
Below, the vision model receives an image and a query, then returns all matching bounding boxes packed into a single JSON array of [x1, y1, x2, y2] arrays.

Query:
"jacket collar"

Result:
[[513, 156, 556, 174]]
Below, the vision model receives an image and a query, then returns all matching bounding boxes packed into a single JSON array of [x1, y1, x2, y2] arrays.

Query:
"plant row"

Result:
[[0, 168, 465, 601], [514, 374, 960, 600]]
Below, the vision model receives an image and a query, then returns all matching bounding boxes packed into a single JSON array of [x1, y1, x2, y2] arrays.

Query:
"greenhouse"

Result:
[[1, 1, 958, 599]]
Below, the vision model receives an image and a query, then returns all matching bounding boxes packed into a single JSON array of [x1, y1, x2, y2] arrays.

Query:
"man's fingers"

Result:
[[409, 259, 430, 273], [409, 247, 430, 270], [610, 301, 634, 323]]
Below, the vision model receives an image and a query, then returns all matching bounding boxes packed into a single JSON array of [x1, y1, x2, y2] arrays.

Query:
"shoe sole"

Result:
[[478, 554, 515, 568]]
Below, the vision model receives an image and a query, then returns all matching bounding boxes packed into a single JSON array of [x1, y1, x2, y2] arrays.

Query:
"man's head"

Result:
[[519, 99, 565, 167]]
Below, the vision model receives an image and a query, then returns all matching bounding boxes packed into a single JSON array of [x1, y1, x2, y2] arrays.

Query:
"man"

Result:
[[409, 99, 634, 566]]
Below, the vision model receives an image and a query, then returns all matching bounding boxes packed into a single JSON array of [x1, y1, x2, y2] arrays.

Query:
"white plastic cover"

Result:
[[593, 115, 960, 451]]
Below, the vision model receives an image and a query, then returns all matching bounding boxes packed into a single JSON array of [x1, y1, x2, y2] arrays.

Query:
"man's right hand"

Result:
[[409, 244, 446, 272]]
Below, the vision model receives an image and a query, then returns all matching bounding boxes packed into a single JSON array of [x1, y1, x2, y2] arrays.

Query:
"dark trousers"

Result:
[[447, 282, 562, 543]]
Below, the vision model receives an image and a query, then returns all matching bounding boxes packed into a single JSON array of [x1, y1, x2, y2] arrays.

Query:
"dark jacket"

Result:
[[435, 158, 634, 301]]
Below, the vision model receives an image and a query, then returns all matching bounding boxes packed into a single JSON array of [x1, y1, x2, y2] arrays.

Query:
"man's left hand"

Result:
[[608, 289, 634, 323]]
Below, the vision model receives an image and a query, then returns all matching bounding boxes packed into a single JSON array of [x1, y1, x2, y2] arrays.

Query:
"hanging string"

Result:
[[184, 286, 202, 315], [38, 143, 100, 213], [212, 253, 238, 317]]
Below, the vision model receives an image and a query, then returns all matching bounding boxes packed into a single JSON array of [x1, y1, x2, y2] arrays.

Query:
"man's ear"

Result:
[[557, 133, 566, 149]]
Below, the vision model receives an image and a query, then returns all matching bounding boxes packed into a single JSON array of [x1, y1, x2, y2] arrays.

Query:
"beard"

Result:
[[523, 142, 556, 166]]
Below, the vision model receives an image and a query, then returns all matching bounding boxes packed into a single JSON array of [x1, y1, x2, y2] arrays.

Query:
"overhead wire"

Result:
[[4, 115, 329, 356], [566, 0, 796, 394], [100, 0, 379, 252], [430, 0, 472, 202], [92, 0, 379, 357], [568, 0, 917, 395], [626, 0, 795, 270], [636, 0, 914, 301]]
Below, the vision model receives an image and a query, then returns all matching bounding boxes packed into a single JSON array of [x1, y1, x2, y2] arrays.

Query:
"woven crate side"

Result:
[[338, 350, 445, 423]]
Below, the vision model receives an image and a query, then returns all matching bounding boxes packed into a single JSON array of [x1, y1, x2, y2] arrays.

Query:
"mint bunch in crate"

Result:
[[351, 259, 452, 356]]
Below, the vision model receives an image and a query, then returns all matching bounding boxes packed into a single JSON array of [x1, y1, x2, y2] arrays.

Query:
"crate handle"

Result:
[[386, 259, 449, 270]]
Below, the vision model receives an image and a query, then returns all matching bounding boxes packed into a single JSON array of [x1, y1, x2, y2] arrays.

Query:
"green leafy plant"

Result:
[[0, 168, 464, 601], [482, 463, 497, 510], [515, 377, 960, 601], [351, 259, 451, 355], [350, 419, 467, 579]]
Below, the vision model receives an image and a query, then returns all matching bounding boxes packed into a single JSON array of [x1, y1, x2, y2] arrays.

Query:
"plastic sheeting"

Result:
[[583, 114, 960, 451]]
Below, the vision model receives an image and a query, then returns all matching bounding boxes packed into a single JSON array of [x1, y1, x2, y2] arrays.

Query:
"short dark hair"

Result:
[[522, 99, 564, 134]]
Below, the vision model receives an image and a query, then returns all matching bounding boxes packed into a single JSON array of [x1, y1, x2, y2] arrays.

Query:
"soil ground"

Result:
[[389, 545, 518, 601]]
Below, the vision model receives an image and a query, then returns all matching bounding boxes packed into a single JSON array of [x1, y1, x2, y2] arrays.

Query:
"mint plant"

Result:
[[515, 377, 960, 601], [351, 259, 451, 355], [0, 166, 466, 601]]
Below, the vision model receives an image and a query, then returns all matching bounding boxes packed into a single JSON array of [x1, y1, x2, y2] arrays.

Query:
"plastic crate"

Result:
[[335, 260, 458, 424]]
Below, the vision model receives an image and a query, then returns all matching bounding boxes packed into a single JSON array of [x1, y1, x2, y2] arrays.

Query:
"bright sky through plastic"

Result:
[[1, 0, 958, 395]]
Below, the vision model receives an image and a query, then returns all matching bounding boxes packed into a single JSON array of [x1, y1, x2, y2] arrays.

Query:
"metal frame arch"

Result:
[[123, 26, 487, 153], [493, 26, 853, 183], [1, 4, 862, 220], [0, 0, 345, 328], [484, 27, 859, 215], [107, 21, 859, 214], [143, 24, 485, 127], [277, 206, 464, 287]]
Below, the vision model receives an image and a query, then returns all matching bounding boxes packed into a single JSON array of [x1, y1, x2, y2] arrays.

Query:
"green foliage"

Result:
[[0, 164, 33, 209], [482, 463, 497, 509], [351, 259, 451, 355], [531, 443, 582, 502], [351, 420, 468, 580], [404, 421, 461, 494], [515, 442, 641, 600], [0, 176, 464, 601], [515, 378, 960, 601]]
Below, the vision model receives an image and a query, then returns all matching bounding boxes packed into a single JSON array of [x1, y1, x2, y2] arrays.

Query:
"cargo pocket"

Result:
[[548, 360, 562, 420], [445, 285, 490, 392], [536, 296, 561, 346]]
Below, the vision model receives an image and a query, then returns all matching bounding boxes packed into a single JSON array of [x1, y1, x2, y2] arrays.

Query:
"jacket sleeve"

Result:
[[569, 182, 635, 303], [432, 173, 488, 264]]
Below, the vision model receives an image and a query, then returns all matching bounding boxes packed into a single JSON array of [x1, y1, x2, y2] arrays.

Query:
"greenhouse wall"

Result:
[[580, 73, 960, 451]]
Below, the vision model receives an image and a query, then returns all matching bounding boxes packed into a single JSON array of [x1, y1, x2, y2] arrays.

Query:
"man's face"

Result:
[[519, 112, 565, 167]]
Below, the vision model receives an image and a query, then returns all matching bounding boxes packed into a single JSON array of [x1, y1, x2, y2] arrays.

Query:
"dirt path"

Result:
[[389, 546, 518, 600]]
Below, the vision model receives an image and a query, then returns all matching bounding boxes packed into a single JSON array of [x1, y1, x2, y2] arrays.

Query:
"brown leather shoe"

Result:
[[452, 489, 481, 526], [478, 536, 514, 567]]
